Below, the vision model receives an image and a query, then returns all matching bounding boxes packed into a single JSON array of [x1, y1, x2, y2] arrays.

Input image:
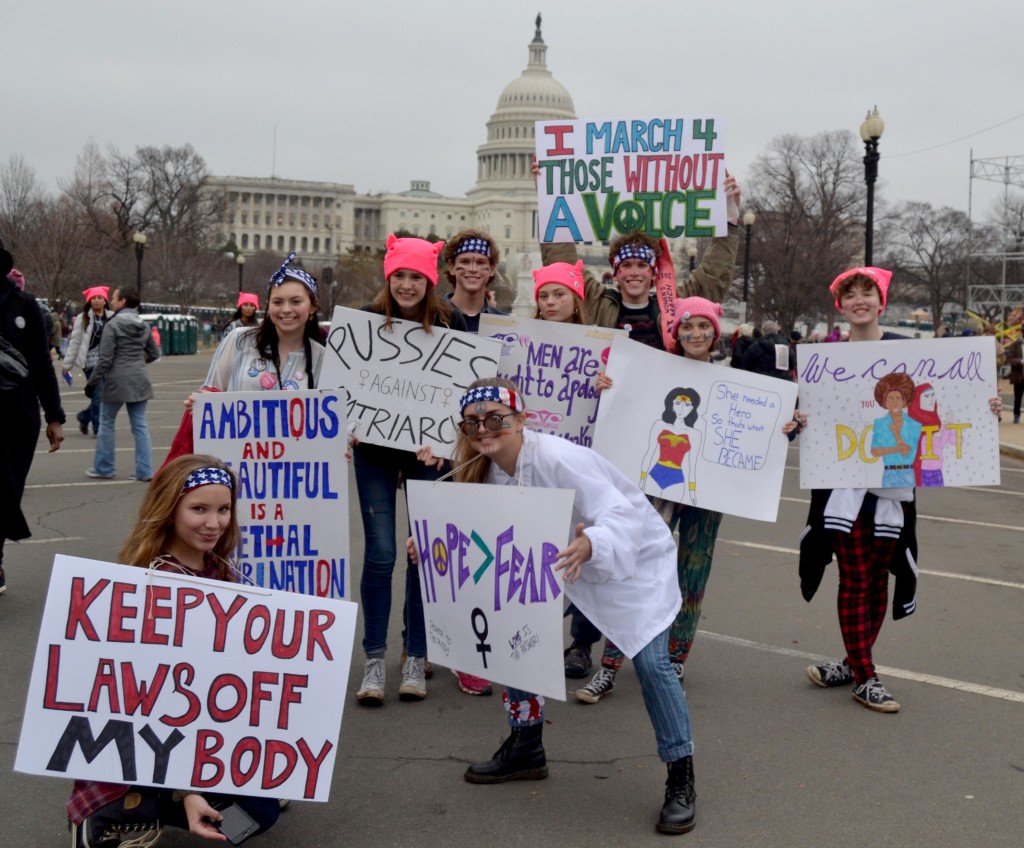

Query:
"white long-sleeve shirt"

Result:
[[487, 428, 681, 658]]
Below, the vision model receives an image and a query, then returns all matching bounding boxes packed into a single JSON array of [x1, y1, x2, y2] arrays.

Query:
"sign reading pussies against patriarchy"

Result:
[[797, 336, 1000, 489], [406, 480, 574, 701], [535, 115, 726, 243], [320, 307, 501, 458], [593, 336, 798, 522], [16, 556, 357, 802], [194, 389, 349, 599], [478, 314, 626, 447]]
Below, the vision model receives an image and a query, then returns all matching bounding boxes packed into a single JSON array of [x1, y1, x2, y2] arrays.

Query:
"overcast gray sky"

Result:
[[7, 1, 1023, 219]]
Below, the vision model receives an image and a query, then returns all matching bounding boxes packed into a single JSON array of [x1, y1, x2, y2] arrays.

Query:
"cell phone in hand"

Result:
[[213, 802, 260, 845]]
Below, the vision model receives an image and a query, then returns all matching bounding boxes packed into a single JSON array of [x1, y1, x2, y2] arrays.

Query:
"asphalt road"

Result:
[[1, 349, 1021, 847]]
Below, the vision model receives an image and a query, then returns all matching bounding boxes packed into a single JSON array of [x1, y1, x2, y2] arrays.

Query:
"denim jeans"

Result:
[[353, 442, 441, 659], [76, 370, 103, 433], [507, 627, 693, 762], [93, 400, 152, 478]]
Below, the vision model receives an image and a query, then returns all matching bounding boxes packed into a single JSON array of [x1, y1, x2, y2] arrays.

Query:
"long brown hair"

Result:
[[372, 278, 453, 332], [119, 454, 240, 580], [452, 376, 525, 485]]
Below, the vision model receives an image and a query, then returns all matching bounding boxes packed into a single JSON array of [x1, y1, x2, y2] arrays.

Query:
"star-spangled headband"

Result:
[[612, 243, 656, 269], [459, 386, 525, 416], [455, 237, 492, 258], [268, 251, 318, 297], [182, 467, 234, 494]]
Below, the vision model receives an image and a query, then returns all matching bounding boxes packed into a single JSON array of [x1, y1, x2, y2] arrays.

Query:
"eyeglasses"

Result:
[[459, 412, 518, 436]]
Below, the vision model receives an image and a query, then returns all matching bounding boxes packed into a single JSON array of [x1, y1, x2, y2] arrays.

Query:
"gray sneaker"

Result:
[[575, 667, 616, 704], [672, 661, 685, 682], [806, 659, 854, 688], [398, 656, 427, 701], [356, 658, 385, 706], [852, 677, 900, 713]]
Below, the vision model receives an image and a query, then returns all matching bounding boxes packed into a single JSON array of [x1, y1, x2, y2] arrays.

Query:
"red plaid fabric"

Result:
[[66, 779, 129, 825], [831, 514, 897, 684]]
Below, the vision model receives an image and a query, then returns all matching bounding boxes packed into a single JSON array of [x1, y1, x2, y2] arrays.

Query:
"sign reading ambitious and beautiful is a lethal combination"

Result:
[[535, 115, 727, 243], [16, 556, 357, 801], [320, 306, 501, 458], [194, 389, 349, 599]]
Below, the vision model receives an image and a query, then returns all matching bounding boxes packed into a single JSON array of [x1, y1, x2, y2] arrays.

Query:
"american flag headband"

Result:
[[182, 467, 234, 494], [459, 386, 524, 416], [612, 244, 656, 269], [268, 251, 318, 297], [454, 238, 492, 258]]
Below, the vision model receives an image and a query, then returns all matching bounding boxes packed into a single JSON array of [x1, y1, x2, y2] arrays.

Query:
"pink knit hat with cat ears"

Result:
[[383, 234, 445, 286], [237, 292, 260, 308], [830, 266, 893, 311], [532, 261, 585, 302], [669, 296, 723, 340]]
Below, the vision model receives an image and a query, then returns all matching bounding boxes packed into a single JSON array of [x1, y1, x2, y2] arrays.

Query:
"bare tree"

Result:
[[0, 155, 44, 254], [15, 196, 90, 305], [744, 130, 867, 332], [878, 202, 973, 326]]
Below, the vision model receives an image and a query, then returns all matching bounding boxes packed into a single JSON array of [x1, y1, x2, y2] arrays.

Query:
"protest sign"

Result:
[[593, 336, 798, 522], [319, 306, 501, 458], [478, 314, 625, 446], [406, 480, 573, 700], [16, 555, 357, 801], [193, 389, 349, 599], [535, 115, 726, 243], [797, 336, 1000, 489]]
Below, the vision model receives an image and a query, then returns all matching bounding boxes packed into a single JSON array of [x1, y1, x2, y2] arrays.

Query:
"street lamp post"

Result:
[[860, 106, 885, 266], [236, 253, 245, 294], [742, 209, 756, 305], [687, 245, 697, 272], [132, 231, 148, 296]]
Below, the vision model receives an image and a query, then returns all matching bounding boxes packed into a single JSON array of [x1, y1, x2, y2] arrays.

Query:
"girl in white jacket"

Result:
[[61, 286, 113, 435], [415, 377, 698, 835]]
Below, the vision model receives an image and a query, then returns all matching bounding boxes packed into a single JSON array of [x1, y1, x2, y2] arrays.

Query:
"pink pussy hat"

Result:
[[9, 269, 26, 290], [829, 266, 893, 310], [82, 286, 110, 302], [383, 234, 445, 286], [532, 260, 585, 302], [237, 292, 260, 308], [669, 296, 723, 340]]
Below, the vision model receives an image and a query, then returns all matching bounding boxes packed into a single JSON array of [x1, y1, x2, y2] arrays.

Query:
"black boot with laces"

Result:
[[657, 755, 696, 834]]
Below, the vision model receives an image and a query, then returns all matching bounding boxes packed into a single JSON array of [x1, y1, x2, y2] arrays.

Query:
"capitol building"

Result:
[[206, 17, 575, 281]]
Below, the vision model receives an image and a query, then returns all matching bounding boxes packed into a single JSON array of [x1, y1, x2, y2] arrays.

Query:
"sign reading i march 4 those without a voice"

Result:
[[478, 314, 626, 447], [406, 480, 575, 701], [193, 389, 350, 599], [593, 336, 798, 522], [535, 114, 727, 243], [320, 306, 501, 459], [797, 336, 1000, 489], [16, 556, 357, 802]]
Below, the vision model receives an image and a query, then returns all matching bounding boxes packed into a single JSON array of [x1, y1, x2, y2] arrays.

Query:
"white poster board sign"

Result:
[[797, 337, 1000, 489], [16, 556, 357, 802], [194, 389, 349, 599], [319, 306, 501, 458], [406, 480, 573, 701], [478, 314, 626, 447], [535, 114, 726, 243], [593, 336, 798, 522]]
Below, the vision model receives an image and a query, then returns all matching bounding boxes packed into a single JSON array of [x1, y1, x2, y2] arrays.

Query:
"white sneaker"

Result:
[[398, 656, 427, 701], [356, 658, 385, 706]]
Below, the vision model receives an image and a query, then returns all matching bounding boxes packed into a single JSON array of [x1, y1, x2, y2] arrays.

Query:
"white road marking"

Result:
[[700, 631, 1024, 704]]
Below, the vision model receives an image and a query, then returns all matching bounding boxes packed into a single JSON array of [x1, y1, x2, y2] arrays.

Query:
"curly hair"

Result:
[[873, 372, 916, 407], [607, 231, 661, 267]]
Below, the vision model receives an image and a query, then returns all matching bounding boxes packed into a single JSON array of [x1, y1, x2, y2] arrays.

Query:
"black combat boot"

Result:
[[656, 755, 696, 834], [464, 724, 548, 784]]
